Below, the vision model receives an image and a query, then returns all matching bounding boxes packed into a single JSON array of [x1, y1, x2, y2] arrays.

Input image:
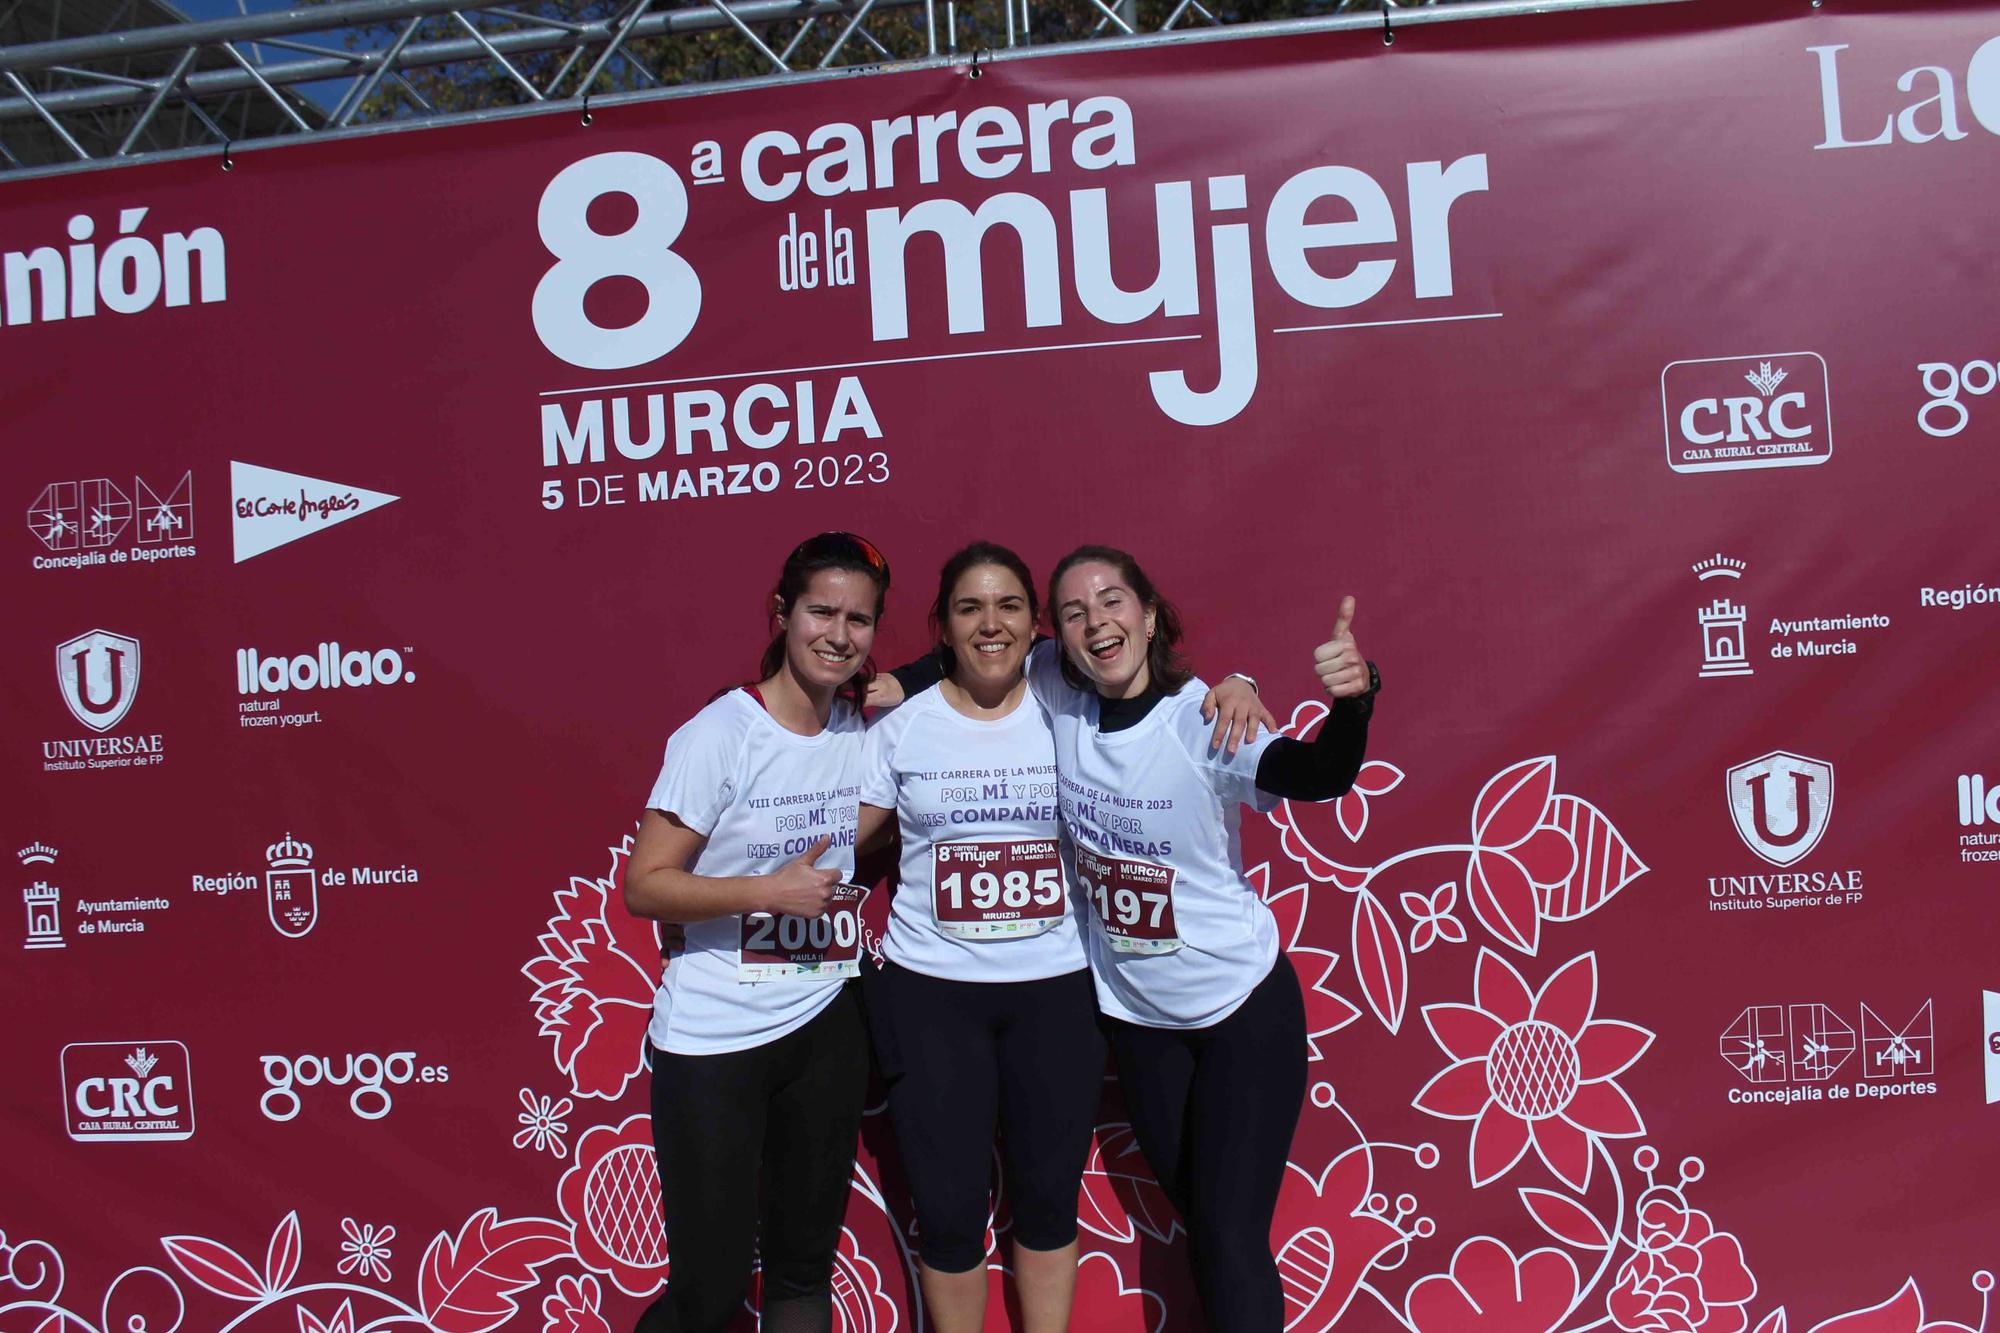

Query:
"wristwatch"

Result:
[[1336, 661, 1381, 718]]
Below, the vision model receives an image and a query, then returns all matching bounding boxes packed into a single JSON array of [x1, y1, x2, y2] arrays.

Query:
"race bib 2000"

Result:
[[738, 882, 868, 981]]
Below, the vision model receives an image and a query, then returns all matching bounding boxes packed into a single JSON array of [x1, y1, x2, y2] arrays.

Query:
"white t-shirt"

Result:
[[643, 688, 865, 1055], [1028, 644, 1282, 1030], [859, 686, 1088, 982]]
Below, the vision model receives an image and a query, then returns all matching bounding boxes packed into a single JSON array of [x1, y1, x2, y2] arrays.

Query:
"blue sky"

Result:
[[169, 0, 402, 111]]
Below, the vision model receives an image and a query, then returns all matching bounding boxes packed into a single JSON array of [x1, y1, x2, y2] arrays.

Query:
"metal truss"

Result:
[[0, 0, 1681, 176]]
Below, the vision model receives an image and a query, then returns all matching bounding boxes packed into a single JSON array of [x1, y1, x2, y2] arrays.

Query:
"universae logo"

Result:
[[1661, 353, 1832, 474], [1726, 751, 1833, 867], [56, 629, 140, 732]]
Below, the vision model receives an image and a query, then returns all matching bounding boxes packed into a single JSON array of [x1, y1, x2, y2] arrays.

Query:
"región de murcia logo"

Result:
[[190, 831, 420, 938]]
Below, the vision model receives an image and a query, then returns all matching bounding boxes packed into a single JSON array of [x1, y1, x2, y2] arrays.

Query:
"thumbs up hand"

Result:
[[1313, 596, 1370, 699], [760, 835, 840, 918]]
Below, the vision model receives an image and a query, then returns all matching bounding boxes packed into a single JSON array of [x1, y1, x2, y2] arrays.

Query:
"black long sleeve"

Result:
[[1253, 693, 1372, 801], [887, 651, 948, 699]]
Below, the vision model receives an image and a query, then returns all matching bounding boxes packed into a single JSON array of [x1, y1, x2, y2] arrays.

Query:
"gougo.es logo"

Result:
[[258, 1050, 449, 1121]]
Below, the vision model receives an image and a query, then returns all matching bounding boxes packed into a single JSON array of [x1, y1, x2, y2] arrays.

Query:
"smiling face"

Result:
[[777, 568, 879, 694], [945, 562, 1035, 691], [1054, 560, 1157, 698]]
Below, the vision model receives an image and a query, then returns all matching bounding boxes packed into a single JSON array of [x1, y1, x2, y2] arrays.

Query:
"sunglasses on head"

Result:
[[791, 531, 890, 581]]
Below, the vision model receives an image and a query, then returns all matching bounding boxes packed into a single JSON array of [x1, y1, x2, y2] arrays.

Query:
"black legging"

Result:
[[637, 985, 867, 1333], [1102, 957, 1307, 1332], [864, 962, 1105, 1272]]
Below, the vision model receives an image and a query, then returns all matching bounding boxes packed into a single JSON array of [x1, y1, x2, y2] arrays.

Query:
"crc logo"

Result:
[[1918, 359, 1996, 438], [1662, 353, 1832, 474], [258, 1050, 449, 1121], [533, 152, 701, 371], [61, 1041, 193, 1141], [1726, 750, 1834, 867], [56, 630, 140, 732]]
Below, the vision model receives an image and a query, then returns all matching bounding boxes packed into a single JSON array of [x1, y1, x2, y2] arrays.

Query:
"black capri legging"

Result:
[[864, 962, 1106, 1273], [638, 985, 867, 1333], [1102, 956, 1307, 1333]]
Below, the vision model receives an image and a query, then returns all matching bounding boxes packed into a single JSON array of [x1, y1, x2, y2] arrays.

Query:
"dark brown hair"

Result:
[[1046, 544, 1191, 695], [752, 532, 890, 704], [928, 541, 1039, 679]]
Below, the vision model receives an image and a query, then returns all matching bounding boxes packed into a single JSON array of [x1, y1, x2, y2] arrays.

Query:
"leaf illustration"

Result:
[[1806, 1280, 1925, 1333], [1469, 851, 1540, 955], [1291, 945, 1361, 1059], [1518, 1188, 1611, 1250], [1471, 757, 1556, 851], [1336, 791, 1367, 842], [161, 1234, 269, 1302], [1350, 890, 1408, 1034], [418, 1208, 570, 1333], [1077, 1124, 1183, 1245], [1353, 761, 1404, 797], [298, 1300, 358, 1333], [264, 1211, 302, 1295], [1537, 795, 1649, 922], [1753, 1311, 1789, 1333]]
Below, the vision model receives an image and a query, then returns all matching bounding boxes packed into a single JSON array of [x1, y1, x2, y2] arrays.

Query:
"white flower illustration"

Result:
[[515, 1088, 574, 1157], [335, 1218, 395, 1283]]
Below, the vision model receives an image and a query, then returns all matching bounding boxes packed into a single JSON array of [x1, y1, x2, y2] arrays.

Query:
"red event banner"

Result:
[[4, 1, 1998, 1330]]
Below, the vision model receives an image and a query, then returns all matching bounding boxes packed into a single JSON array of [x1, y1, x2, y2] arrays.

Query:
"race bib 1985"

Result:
[[931, 839, 1065, 940]]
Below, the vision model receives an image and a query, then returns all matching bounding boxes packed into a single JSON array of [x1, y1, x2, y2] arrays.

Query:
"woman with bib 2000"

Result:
[[1044, 545, 1376, 1333], [623, 532, 890, 1333]]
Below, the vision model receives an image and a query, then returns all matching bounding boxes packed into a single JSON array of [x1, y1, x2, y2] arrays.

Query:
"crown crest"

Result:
[[266, 832, 314, 868], [17, 842, 57, 865], [125, 1048, 159, 1079], [1691, 554, 1747, 581]]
